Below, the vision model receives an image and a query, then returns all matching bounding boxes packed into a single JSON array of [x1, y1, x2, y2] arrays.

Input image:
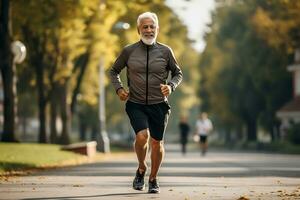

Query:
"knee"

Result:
[[136, 130, 149, 146], [151, 138, 163, 149]]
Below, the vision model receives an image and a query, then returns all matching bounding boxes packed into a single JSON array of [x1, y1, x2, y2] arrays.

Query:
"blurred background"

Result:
[[1, 0, 299, 151]]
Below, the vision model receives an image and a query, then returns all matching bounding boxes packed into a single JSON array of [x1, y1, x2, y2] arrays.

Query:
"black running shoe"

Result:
[[132, 169, 145, 190], [148, 178, 160, 193]]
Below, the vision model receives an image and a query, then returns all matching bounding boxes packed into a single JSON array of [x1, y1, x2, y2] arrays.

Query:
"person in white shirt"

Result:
[[195, 112, 213, 156]]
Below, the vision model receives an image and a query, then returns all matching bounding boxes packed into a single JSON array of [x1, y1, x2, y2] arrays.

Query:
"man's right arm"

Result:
[[110, 48, 128, 93]]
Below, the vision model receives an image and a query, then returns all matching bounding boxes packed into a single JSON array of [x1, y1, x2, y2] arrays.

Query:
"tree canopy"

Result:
[[199, 0, 294, 143], [2, 0, 200, 143]]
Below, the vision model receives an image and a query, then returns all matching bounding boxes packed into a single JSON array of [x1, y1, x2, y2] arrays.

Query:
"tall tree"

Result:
[[199, 1, 292, 142], [0, 0, 18, 142]]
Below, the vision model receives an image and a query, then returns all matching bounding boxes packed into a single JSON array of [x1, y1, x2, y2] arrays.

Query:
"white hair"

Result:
[[137, 12, 159, 27]]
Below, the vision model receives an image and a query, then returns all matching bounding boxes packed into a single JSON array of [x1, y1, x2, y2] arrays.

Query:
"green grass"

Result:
[[0, 142, 85, 174]]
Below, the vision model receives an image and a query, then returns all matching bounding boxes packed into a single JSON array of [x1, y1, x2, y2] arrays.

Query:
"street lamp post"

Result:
[[97, 57, 110, 153], [96, 21, 130, 153], [10, 41, 26, 139], [11, 40, 27, 119]]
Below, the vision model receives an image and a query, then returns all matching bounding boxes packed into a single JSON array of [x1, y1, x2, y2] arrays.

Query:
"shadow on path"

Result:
[[22, 192, 150, 200]]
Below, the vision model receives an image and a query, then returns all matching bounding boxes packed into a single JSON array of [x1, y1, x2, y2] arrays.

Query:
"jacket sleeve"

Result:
[[167, 47, 183, 91], [109, 48, 128, 93]]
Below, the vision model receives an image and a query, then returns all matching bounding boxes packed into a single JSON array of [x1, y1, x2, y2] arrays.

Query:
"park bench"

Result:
[[61, 141, 97, 157]]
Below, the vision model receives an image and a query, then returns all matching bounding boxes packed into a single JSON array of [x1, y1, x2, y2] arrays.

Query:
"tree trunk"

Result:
[[50, 84, 58, 143], [59, 82, 70, 144], [224, 128, 231, 144], [0, 0, 18, 142], [270, 125, 276, 141], [21, 116, 27, 140], [71, 53, 89, 114], [21, 26, 48, 143], [246, 118, 257, 141], [79, 121, 87, 141], [35, 59, 47, 143], [270, 119, 281, 141], [91, 125, 98, 141], [236, 124, 244, 141], [38, 98, 47, 143]]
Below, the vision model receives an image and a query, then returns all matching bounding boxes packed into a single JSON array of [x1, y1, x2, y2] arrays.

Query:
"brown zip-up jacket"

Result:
[[110, 40, 183, 105]]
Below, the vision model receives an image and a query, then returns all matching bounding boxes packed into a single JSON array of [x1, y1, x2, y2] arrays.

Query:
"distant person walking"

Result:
[[178, 115, 190, 155], [194, 112, 213, 156]]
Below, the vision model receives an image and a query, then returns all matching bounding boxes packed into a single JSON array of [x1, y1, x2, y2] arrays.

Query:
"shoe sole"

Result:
[[133, 185, 145, 191], [148, 189, 160, 193]]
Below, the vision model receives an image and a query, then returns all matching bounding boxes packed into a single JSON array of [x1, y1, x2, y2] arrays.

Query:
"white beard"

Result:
[[140, 34, 157, 45]]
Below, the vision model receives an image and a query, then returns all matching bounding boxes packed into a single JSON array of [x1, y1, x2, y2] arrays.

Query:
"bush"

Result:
[[288, 123, 300, 144]]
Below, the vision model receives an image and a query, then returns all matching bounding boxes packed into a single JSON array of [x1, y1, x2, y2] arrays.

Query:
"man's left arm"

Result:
[[167, 48, 183, 92]]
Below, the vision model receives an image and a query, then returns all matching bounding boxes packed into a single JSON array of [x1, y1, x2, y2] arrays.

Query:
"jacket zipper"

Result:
[[146, 45, 149, 105]]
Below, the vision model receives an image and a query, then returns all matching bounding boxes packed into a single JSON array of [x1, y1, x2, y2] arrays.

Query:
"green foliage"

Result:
[[199, 1, 293, 141], [251, 0, 300, 52], [10, 0, 199, 140], [288, 123, 300, 145]]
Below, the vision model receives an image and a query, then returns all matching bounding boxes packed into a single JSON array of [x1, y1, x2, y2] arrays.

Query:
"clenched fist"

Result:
[[160, 84, 171, 97], [117, 88, 129, 101]]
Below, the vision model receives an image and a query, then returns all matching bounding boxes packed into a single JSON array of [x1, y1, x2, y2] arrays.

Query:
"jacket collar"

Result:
[[139, 40, 158, 49]]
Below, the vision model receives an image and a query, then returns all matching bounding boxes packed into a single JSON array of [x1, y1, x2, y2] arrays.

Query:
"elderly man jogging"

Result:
[[110, 11, 183, 193]]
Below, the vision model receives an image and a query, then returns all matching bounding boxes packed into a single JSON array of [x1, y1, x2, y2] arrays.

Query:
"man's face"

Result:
[[138, 18, 158, 45]]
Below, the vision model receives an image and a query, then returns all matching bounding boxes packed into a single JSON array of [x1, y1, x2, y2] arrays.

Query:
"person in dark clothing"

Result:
[[178, 115, 190, 155]]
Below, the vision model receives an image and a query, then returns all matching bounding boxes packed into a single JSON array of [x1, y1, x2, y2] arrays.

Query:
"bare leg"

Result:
[[200, 142, 208, 156], [149, 138, 164, 181], [134, 129, 149, 173], [203, 142, 208, 153], [199, 142, 202, 154]]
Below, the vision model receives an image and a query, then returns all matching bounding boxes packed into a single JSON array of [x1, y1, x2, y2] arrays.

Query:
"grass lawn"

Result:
[[0, 142, 87, 175]]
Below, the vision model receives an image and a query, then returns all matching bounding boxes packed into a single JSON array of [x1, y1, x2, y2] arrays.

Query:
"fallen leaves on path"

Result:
[[276, 189, 300, 198], [237, 196, 250, 200], [72, 184, 84, 187]]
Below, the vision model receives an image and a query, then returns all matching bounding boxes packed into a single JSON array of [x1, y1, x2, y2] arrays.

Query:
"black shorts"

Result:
[[200, 135, 207, 143], [125, 101, 171, 141]]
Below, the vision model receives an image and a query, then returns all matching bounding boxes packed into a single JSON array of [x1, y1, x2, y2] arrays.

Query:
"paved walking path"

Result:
[[1, 144, 300, 200]]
